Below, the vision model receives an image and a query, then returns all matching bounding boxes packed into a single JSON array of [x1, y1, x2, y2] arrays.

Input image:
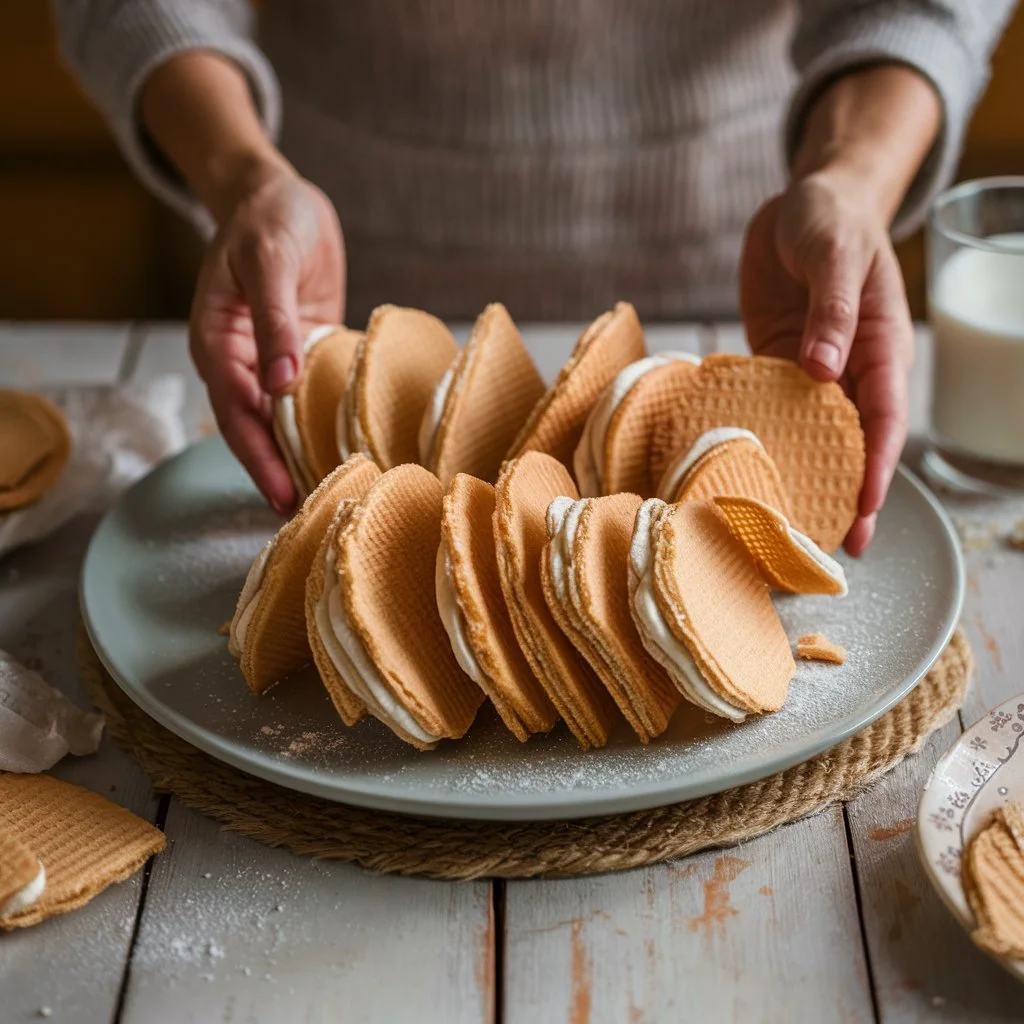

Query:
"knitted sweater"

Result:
[[52, 0, 1015, 321]]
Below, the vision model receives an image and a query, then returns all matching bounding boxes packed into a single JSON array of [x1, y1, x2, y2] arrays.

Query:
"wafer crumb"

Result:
[[217, 620, 231, 637], [1007, 520, 1024, 551], [796, 633, 846, 664]]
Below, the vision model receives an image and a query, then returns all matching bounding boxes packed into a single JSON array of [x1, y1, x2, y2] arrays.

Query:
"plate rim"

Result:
[[81, 439, 965, 821]]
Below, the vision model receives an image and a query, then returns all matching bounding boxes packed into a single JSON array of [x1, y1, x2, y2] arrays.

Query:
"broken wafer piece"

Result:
[[543, 493, 681, 742], [0, 390, 71, 512], [714, 496, 847, 596], [796, 633, 847, 664], [437, 473, 558, 740], [420, 303, 545, 486], [0, 831, 44, 920], [507, 303, 646, 472], [574, 352, 701, 498], [964, 802, 1024, 960], [316, 463, 484, 748], [0, 774, 165, 930], [337, 305, 458, 469], [229, 454, 381, 694], [273, 324, 362, 497], [649, 354, 865, 552], [629, 499, 795, 722], [494, 453, 619, 749], [656, 427, 794, 519]]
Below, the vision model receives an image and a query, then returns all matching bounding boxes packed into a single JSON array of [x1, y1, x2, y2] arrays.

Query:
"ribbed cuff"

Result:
[[72, 1, 281, 237], [786, 10, 987, 239]]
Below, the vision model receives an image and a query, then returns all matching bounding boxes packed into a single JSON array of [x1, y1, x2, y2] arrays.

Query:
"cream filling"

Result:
[[272, 325, 338, 495], [1, 860, 45, 917], [656, 427, 763, 503], [434, 543, 487, 686], [317, 544, 436, 743], [418, 365, 457, 469], [790, 526, 848, 595], [628, 499, 747, 723], [574, 352, 702, 497], [228, 539, 275, 659], [336, 370, 371, 462]]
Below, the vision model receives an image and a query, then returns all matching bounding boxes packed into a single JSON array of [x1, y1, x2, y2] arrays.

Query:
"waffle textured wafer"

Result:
[[233, 454, 381, 694], [653, 500, 795, 716], [440, 473, 558, 740], [0, 831, 40, 912], [597, 357, 702, 498], [714, 496, 847, 596], [0, 390, 71, 512], [494, 452, 619, 749], [508, 302, 646, 472], [295, 326, 362, 482], [0, 773, 165, 930], [964, 803, 1024, 959], [348, 305, 458, 469], [649, 355, 865, 552], [305, 499, 369, 726], [543, 494, 680, 742], [659, 430, 794, 519], [425, 304, 546, 487], [796, 633, 847, 663], [337, 464, 484, 747]]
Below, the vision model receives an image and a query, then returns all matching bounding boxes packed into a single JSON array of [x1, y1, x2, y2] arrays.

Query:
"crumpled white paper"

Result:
[[0, 651, 105, 772], [0, 375, 188, 559]]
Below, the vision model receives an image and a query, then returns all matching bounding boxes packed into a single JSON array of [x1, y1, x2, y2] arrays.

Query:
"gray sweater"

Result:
[[53, 0, 1015, 321]]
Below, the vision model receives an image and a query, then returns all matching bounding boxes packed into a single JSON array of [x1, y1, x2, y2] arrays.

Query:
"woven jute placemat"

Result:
[[77, 626, 971, 880]]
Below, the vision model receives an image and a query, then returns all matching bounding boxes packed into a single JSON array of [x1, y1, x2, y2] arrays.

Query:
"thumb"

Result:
[[798, 244, 866, 382], [232, 236, 303, 396]]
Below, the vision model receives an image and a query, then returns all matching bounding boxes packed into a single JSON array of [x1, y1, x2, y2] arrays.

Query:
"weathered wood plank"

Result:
[[118, 802, 494, 1024], [0, 326, 161, 1024], [504, 809, 874, 1024]]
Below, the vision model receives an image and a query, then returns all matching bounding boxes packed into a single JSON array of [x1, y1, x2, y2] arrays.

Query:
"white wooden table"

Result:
[[2, 321, 1024, 1024]]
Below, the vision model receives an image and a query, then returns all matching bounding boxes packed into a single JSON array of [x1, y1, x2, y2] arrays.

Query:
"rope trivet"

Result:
[[77, 626, 971, 880]]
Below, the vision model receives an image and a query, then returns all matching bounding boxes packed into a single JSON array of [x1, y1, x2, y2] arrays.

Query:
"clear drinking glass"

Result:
[[923, 176, 1024, 494]]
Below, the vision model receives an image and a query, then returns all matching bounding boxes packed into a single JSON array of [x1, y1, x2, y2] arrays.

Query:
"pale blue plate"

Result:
[[82, 438, 963, 821]]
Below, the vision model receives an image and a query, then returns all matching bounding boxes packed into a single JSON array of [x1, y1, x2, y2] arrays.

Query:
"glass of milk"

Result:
[[925, 177, 1024, 493]]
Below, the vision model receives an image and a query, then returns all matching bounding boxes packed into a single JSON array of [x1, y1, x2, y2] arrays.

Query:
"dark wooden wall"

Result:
[[3, 3, 1022, 320]]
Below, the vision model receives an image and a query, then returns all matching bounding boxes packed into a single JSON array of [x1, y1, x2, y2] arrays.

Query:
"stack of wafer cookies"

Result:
[[234, 309, 863, 750], [0, 390, 71, 512]]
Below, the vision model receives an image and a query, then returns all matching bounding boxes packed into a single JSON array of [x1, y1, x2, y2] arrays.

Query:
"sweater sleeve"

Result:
[[787, 1, 1018, 238], [51, 0, 282, 235]]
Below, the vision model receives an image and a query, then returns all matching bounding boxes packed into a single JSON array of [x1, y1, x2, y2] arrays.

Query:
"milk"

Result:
[[929, 233, 1024, 464]]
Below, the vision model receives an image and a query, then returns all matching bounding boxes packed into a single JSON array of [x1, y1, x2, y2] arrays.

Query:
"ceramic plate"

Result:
[[82, 438, 963, 821], [918, 694, 1024, 983]]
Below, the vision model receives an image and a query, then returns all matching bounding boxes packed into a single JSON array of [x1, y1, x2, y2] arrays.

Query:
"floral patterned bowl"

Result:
[[917, 694, 1024, 983]]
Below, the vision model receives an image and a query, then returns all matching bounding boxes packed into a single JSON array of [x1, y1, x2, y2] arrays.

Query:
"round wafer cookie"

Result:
[[350, 305, 458, 469], [597, 357, 701, 498], [233, 454, 381, 694], [0, 774, 165, 930], [493, 453, 619, 749], [294, 326, 362, 482], [963, 803, 1024, 959], [649, 355, 864, 552], [546, 494, 681, 742], [507, 303, 646, 472], [653, 501, 795, 715], [337, 464, 484, 747], [658, 430, 794, 519], [440, 474, 557, 740], [714, 496, 847, 595], [0, 390, 71, 512], [426, 304, 546, 487]]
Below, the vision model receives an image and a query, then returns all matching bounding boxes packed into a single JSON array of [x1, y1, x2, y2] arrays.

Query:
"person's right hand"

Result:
[[189, 162, 345, 514]]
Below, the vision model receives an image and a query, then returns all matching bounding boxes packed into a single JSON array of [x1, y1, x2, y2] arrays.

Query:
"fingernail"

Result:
[[809, 341, 843, 375], [265, 355, 297, 393]]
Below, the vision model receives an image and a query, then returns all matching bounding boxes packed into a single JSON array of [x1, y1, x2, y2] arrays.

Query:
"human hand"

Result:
[[739, 172, 914, 556], [189, 162, 345, 514]]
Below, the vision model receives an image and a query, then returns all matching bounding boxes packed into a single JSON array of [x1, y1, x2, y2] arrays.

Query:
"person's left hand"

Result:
[[739, 171, 915, 556]]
